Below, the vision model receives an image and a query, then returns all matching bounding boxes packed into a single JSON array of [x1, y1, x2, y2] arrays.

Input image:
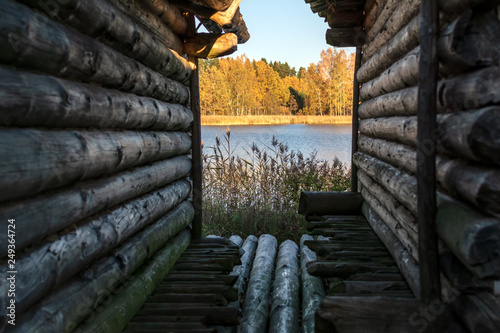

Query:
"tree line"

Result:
[[199, 48, 356, 116]]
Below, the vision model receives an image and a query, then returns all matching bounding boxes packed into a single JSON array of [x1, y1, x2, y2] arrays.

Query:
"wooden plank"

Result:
[[136, 307, 239, 326], [351, 46, 362, 191], [306, 261, 398, 278], [417, 0, 441, 304], [298, 191, 364, 215], [153, 285, 237, 302], [163, 274, 238, 285], [131, 315, 206, 323], [148, 293, 228, 305]]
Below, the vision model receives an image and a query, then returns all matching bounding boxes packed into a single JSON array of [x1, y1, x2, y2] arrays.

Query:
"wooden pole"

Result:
[[188, 14, 203, 240], [417, 0, 441, 304], [351, 47, 362, 192]]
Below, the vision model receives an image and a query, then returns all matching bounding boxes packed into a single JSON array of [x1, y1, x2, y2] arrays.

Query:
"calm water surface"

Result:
[[201, 124, 352, 166]]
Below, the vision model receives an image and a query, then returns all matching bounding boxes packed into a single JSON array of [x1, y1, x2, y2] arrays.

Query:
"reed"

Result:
[[201, 115, 352, 126], [202, 129, 351, 243]]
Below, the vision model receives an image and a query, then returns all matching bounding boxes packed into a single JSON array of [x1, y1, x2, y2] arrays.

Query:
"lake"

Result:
[[201, 124, 353, 166]]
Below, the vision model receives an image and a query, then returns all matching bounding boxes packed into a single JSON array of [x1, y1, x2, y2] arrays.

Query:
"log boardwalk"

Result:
[[1, 0, 499, 331]]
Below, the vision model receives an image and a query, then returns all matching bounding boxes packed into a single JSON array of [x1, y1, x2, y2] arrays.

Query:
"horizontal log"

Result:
[[360, 46, 420, 101], [364, 0, 399, 43], [300, 235, 326, 333], [0, 1, 190, 104], [106, 0, 184, 53], [355, 152, 500, 277], [184, 33, 238, 59], [315, 296, 466, 333], [0, 129, 191, 203], [363, 0, 384, 33], [0, 180, 191, 316], [363, 0, 419, 61], [239, 234, 278, 333], [17, 0, 192, 84], [12, 202, 194, 332], [357, 169, 417, 233], [270, 240, 300, 333], [0, 68, 193, 130], [325, 28, 366, 47], [231, 235, 258, 305], [140, 0, 189, 36], [298, 191, 364, 216], [358, 66, 500, 118], [438, 0, 500, 17], [326, 10, 365, 28], [190, 0, 234, 11], [73, 229, 191, 333], [358, 135, 500, 216], [452, 292, 500, 332], [0, 155, 191, 253], [359, 107, 500, 165], [358, 16, 420, 83]]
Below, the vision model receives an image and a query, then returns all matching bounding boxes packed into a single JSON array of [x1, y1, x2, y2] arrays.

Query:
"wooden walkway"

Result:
[[304, 214, 413, 298], [124, 238, 242, 333]]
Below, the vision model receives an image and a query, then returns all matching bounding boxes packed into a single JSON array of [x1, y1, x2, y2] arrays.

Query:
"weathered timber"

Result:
[[72, 229, 191, 333], [358, 135, 500, 217], [351, 46, 362, 191], [452, 292, 500, 332], [325, 28, 366, 47], [343, 280, 410, 293], [361, 187, 418, 258], [357, 169, 417, 233], [360, 47, 420, 101], [300, 235, 326, 333], [131, 315, 206, 323], [0, 130, 191, 203], [239, 234, 278, 333], [306, 261, 398, 279], [363, 0, 384, 33], [12, 203, 194, 332], [358, 16, 420, 83], [436, 198, 500, 278], [17, 0, 192, 84], [270, 240, 300, 333], [2, 181, 191, 316], [364, 0, 399, 43], [153, 285, 238, 301], [124, 322, 206, 331], [347, 272, 405, 282], [0, 1, 189, 104], [229, 235, 243, 247], [0, 68, 193, 130], [298, 191, 363, 216], [304, 239, 387, 253], [0, 155, 190, 253], [363, 0, 420, 61], [147, 293, 227, 305], [140, 0, 189, 36], [362, 203, 420, 296], [438, 0, 500, 17], [315, 296, 466, 333], [136, 306, 239, 325], [190, 0, 234, 11], [184, 33, 238, 59], [439, 9, 500, 75], [106, 0, 184, 53], [231, 235, 258, 306], [358, 66, 500, 118], [360, 107, 500, 165], [163, 275, 238, 286], [220, 7, 250, 43], [326, 10, 364, 28]]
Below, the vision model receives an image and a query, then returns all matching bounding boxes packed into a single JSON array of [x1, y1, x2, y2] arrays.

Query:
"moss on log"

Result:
[[239, 234, 278, 333], [73, 229, 191, 333], [2, 180, 191, 315], [270, 240, 300, 333], [0, 68, 193, 130], [12, 203, 194, 332], [0, 156, 191, 253], [0, 1, 189, 104], [0, 129, 191, 202]]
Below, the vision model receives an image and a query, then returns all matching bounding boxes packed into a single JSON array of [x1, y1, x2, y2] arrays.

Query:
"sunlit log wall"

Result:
[[353, 0, 500, 329], [0, 0, 195, 331]]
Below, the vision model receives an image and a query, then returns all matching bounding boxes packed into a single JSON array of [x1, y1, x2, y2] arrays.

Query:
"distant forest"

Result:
[[199, 48, 356, 117]]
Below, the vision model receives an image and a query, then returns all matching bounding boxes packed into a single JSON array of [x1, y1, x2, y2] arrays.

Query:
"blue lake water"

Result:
[[201, 124, 353, 166]]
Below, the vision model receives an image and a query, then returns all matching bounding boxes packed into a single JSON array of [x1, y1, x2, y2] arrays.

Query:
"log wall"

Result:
[[0, 0, 195, 331], [355, 0, 500, 328]]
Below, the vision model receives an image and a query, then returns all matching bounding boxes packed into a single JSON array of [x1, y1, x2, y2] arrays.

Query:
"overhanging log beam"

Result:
[[184, 33, 238, 59]]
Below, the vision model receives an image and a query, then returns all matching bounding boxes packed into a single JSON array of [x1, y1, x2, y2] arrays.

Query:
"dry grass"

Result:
[[202, 130, 351, 243], [201, 115, 352, 126]]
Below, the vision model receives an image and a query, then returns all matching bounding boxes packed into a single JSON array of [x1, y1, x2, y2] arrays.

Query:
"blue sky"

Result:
[[229, 0, 353, 70]]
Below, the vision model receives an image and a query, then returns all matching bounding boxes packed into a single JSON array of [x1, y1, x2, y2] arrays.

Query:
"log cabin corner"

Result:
[[0, 0, 499, 332]]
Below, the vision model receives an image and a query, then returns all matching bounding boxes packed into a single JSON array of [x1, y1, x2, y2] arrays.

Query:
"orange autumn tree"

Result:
[[199, 48, 355, 116]]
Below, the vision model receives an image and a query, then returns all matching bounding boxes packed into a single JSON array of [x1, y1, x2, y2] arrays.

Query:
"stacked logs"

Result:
[[353, 0, 500, 329], [0, 0, 199, 331]]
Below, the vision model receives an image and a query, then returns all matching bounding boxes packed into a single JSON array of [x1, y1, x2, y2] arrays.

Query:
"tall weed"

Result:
[[202, 128, 350, 243]]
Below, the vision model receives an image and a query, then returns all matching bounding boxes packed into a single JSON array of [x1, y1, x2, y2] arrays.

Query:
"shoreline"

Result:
[[201, 115, 352, 126]]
